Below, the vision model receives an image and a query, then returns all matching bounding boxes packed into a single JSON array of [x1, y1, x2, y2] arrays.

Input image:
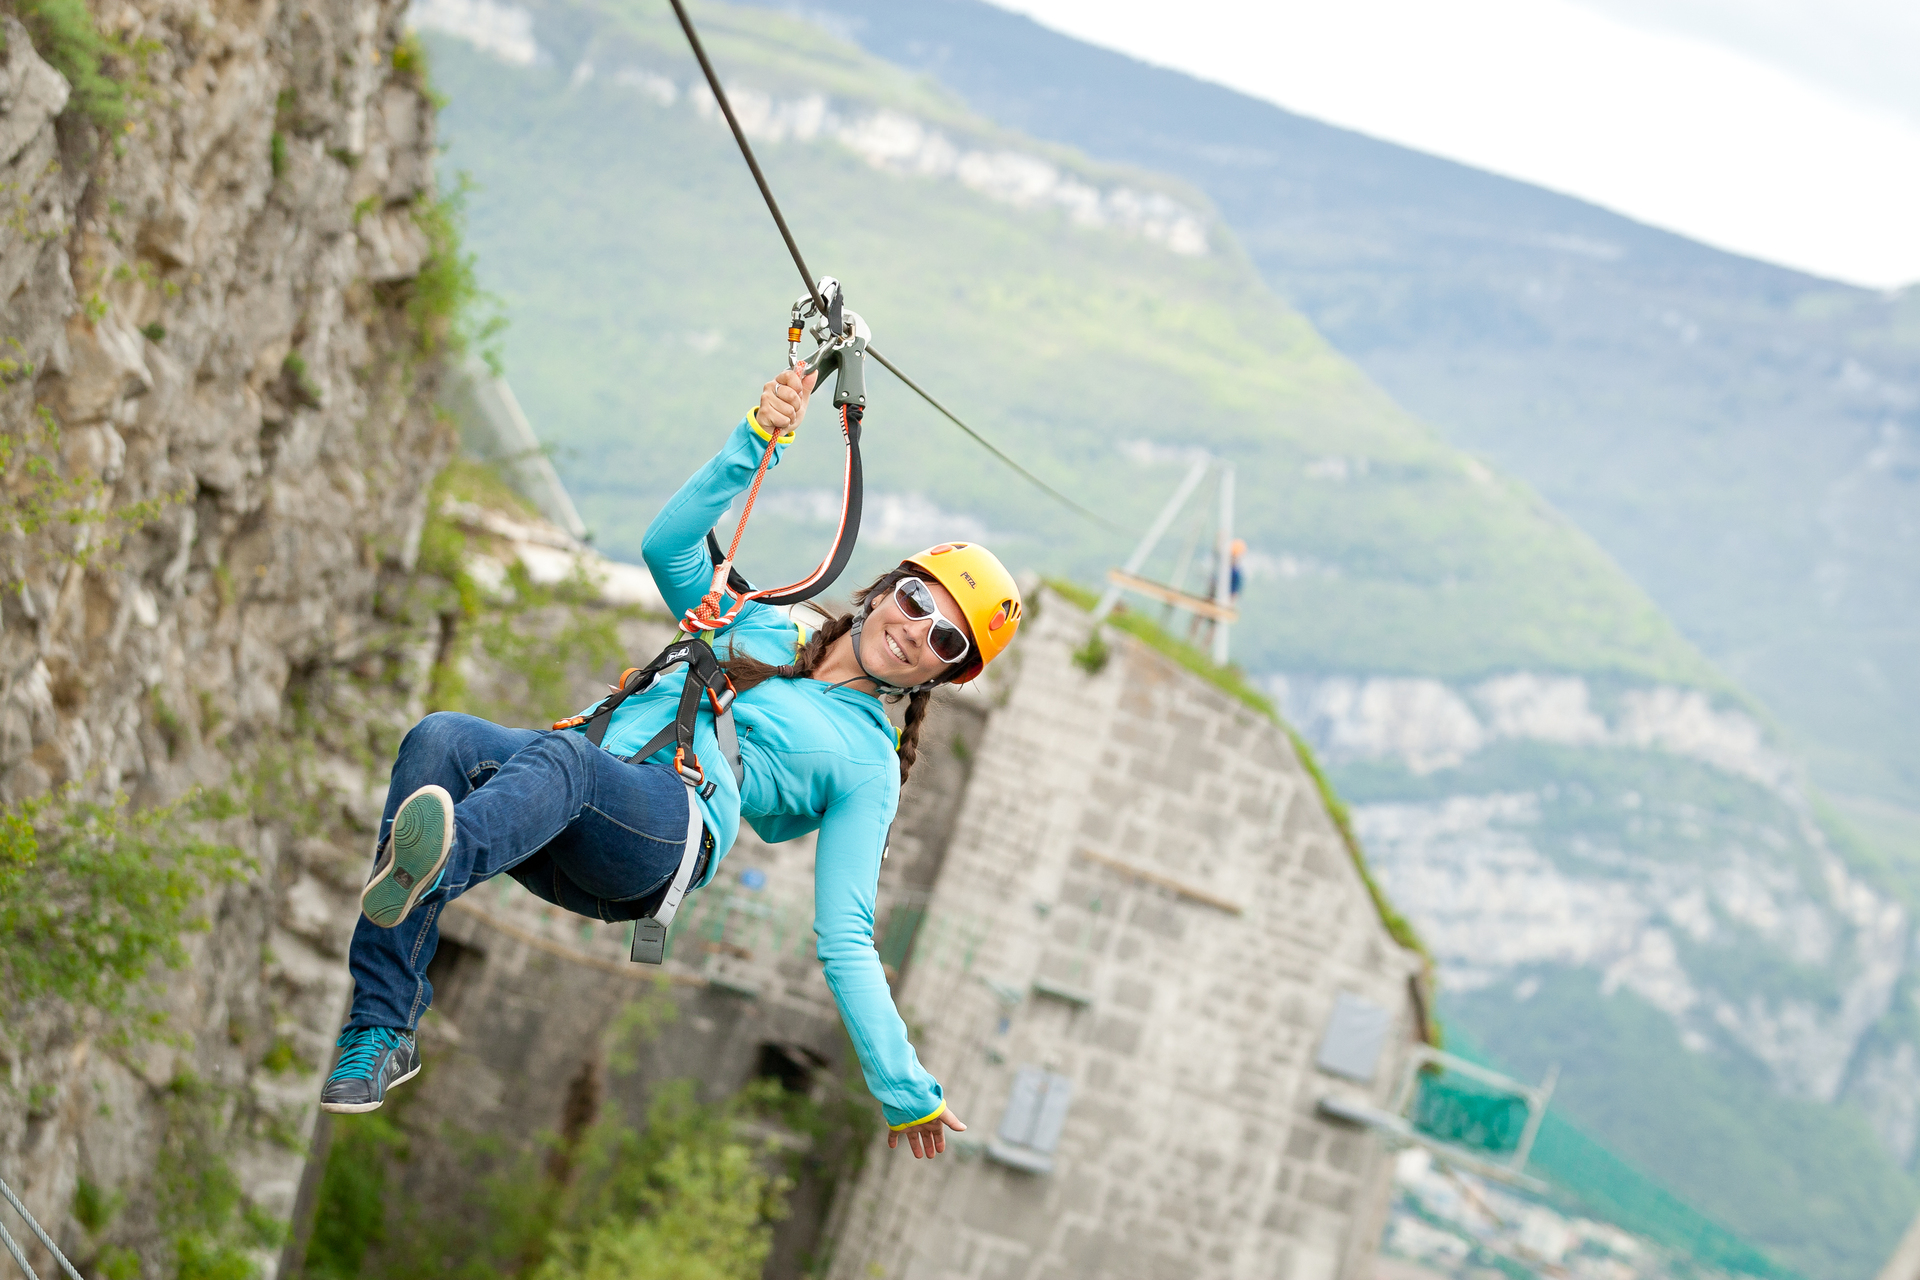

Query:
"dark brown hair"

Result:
[[719, 567, 953, 783]]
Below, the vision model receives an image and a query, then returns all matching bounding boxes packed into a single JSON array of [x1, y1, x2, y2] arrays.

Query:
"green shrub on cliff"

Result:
[[1, 408, 178, 580], [410, 174, 506, 368], [531, 1081, 788, 1280], [0, 786, 248, 1038], [159, 1073, 288, 1280], [8, 0, 137, 126]]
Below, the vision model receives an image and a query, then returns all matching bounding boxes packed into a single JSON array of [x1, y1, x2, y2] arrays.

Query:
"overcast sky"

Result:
[[988, 0, 1920, 290]]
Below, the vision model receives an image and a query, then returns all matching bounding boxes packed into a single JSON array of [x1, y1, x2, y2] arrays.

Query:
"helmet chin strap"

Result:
[[847, 611, 939, 696]]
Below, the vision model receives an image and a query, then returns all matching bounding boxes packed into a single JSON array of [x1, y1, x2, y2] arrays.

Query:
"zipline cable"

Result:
[[664, 0, 1114, 532], [666, 0, 827, 323], [864, 346, 1122, 532]]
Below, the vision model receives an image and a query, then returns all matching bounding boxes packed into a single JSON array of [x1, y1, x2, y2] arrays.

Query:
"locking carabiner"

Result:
[[790, 277, 870, 410]]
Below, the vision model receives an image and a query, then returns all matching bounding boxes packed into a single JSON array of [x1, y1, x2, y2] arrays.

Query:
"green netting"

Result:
[[1411, 1072, 1532, 1156]]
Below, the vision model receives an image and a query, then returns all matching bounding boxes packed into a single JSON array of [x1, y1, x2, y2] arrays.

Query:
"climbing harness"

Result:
[[552, 636, 741, 963], [550, 3, 1081, 964]]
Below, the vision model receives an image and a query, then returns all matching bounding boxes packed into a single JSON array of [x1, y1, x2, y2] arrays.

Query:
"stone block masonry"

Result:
[[827, 589, 1427, 1280]]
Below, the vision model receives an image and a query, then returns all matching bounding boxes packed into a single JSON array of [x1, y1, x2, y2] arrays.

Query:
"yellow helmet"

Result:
[[900, 542, 1022, 685]]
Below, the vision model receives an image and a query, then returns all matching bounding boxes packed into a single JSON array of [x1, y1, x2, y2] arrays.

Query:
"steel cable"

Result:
[[0, 1173, 85, 1280], [665, 0, 1113, 532], [864, 346, 1122, 531]]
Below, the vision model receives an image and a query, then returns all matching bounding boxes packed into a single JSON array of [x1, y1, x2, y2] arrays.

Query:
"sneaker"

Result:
[[319, 1026, 420, 1114], [361, 784, 455, 928]]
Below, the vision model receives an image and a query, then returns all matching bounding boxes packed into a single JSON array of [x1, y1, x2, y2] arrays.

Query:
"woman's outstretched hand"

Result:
[[889, 1106, 967, 1159], [759, 364, 817, 437]]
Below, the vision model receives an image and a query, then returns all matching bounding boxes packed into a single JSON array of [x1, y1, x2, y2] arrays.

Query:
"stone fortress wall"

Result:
[[826, 591, 1428, 1280], [356, 579, 1428, 1280]]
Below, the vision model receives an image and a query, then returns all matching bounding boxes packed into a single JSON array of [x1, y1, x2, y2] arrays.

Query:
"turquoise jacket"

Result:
[[575, 410, 944, 1130]]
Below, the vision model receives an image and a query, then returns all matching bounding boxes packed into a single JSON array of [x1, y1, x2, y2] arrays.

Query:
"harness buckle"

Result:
[[709, 677, 736, 715], [552, 714, 588, 730], [673, 746, 706, 788]]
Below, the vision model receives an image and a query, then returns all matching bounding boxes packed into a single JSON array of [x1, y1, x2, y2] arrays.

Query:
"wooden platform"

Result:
[[1106, 568, 1239, 622]]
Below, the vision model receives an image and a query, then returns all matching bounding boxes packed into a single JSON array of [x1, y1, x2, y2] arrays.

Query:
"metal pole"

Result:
[[1509, 1063, 1560, 1173], [1211, 465, 1234, 664], [1091, 456, 1210, 625]]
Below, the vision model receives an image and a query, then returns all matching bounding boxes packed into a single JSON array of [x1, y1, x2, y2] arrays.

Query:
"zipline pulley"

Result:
[[677, 276, 868, 637], [791, 276, 869, 409]]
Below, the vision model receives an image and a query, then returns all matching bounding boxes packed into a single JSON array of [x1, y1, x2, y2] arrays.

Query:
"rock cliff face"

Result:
[[1276, 667, 1920, 1276], [1275, 671, 1913, 1123], [1, 0, 444, 1269]]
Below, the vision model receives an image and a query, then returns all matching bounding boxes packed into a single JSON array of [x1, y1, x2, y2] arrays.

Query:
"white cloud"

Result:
[[989, 0, 1920, 288], [407, 0, 537, 66]]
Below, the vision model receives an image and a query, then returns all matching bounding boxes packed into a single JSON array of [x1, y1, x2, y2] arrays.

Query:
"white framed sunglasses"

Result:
[[892, 577, 972, 665]]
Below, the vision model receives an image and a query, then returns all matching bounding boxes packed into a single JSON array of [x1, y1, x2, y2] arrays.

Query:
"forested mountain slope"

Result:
[[415, 2, 1918, 1274], [767, 0, 1920, 831]]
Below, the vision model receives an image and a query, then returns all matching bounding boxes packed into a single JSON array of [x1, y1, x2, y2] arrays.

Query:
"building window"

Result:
[[988, 1065, 1073, 1174], [1316, 992, 1391, 1083]]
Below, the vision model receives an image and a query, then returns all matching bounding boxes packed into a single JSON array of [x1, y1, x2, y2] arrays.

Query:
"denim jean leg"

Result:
[[346, 712, 543, 1031], [347, 719, 698, 1029], [544, 757, 691, 896]]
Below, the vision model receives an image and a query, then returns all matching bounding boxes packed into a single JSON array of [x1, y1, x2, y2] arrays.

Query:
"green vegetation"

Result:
[[1068, 626, 1108, 674], [1047, 578, 1275, 714], [282, 351, 323, 407], [299, 984, 865, 1280], [0, 785, 248, 1038], [303, 1110, 406, 1280], [8, 0, 144, 127], [307, 1081, 790, 1280], [1, 406, 178, 580], [408, 173, 506, 370], [159, 1074, 287, 1280]]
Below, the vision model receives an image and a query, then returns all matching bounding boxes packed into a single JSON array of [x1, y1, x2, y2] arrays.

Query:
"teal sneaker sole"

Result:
[[361, 785, 454, 928]]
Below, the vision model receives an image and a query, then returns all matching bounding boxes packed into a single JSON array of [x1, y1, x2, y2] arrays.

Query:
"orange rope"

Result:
[[680, 399, 869, 635], [681, 421, 785, 633]]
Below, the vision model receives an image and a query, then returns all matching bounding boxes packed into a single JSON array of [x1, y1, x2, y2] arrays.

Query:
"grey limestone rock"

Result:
[[0, 0, 449, 1270]]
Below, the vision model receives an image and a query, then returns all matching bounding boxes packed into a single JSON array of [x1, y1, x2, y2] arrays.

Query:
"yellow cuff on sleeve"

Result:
[[749, 406, 797, 444], [889, 1102, 946, 1131]]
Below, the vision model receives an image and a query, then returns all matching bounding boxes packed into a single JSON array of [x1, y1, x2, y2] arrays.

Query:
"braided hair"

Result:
[[718, 567, 954, 783]]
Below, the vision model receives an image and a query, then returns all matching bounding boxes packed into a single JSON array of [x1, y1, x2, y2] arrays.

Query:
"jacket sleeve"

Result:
[[812, 771, 946, 1129], [642, 409, 793, 622]]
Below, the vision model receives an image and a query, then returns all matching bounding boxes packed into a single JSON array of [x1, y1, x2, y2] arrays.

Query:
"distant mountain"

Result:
[[749, 0, 1920, 881], [417, 1, 1918, 1275]]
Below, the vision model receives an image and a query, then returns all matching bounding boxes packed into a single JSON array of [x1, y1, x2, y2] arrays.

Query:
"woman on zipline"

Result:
[[320, 364, 1022, 1161]]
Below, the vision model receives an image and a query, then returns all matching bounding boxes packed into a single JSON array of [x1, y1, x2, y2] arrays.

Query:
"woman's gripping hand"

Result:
[[758, 364, 817, 438], [888, 1105, 967, 1160]]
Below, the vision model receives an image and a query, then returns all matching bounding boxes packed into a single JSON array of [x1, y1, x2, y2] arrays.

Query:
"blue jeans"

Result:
[[345, 711, 700, 1031]]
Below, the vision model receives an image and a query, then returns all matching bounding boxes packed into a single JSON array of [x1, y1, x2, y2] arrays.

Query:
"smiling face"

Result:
[[858, 575, 975, 688]]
